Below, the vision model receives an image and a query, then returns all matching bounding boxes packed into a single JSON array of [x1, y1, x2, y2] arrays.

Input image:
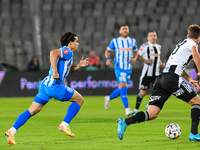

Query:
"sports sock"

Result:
[[120, 87, 129, 108], [61, 121, 69, 127], [13, 110, 32, 130], [109, 88, 120, 100], [135, 93, 144, 109], [10, 127, 16, 135], [191, 104, 200, 135], [63, 102, 80, 124], [125, 111, 149, 125]]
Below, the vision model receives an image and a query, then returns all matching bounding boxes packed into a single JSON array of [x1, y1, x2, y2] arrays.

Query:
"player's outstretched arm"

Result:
[[70, 57, 89, 73], [182, 70, 200, 91], [192, 46, 200, 75]]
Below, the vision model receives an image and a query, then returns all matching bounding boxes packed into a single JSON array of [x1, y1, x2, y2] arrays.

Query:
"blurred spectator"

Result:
[[87, 51, 100, 71], [27, 56, 40, 71]]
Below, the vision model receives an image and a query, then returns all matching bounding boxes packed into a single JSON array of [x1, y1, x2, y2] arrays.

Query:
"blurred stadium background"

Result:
[[0, 0, 199, 71]]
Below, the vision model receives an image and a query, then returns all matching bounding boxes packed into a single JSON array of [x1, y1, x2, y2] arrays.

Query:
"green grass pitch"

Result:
[[1, 95, 200, 150]]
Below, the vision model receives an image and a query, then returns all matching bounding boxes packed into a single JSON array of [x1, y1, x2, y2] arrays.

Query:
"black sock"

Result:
[[191, 104, 200, 135], [135, 93, 144, 109], [125, 111, 149, 125]]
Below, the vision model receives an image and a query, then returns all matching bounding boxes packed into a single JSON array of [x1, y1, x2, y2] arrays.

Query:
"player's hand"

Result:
[[106, 59, 112, 66], [52, 71, 59, 79], [79, 57, 89, 67], [189, 79, 200, 91], [197, 72, 200, 77], [131, 57, 137, 63], [144, 59, 153, 64], [160, 62, 165, 68]]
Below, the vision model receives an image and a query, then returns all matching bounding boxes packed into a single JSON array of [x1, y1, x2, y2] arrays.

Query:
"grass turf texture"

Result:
[[1, 95, 200, 150]]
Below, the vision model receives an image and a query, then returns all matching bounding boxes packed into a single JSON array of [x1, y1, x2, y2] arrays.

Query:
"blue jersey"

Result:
[[47, 46, 73, 85], [35, 46, 74, 102], [107, 36, 138, 71]]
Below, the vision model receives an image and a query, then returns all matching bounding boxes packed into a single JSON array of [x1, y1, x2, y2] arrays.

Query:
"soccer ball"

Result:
[[165, 123, 181, 139]]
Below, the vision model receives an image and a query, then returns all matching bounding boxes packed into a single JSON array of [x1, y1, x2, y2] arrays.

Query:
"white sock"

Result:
[[62, 121, 69, 127], [10, 127, 16, 135]]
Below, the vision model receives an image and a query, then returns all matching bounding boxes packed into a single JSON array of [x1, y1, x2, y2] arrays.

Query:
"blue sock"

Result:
[[120, 87, 129, 109], [13, 110, 32, 130], [109, 88, 120, 100], [64, 102, 80, 124]]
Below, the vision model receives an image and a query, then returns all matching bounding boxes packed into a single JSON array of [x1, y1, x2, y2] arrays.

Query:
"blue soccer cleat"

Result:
[[117, 118, 127, 140], [189, 133, 200, 141]]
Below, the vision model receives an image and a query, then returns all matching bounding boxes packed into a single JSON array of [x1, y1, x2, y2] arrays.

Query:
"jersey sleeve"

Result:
[[107, 39, 115, 50], [190, 43, 198, 50], [60, 47, 73, 60], [138, 45, 144, 56], [132, 39, 138, 51]]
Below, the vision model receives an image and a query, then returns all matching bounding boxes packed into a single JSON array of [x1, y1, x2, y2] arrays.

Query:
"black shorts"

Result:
[[139, 75, 157, 90], [149, 73, 196, 109]]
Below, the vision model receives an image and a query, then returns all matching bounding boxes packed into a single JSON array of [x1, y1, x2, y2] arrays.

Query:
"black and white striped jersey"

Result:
[[163, 38, 198, 76], [138, 41, 162, 77]]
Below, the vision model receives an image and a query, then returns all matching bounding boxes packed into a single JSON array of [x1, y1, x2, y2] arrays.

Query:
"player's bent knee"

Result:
[[70, 95, 84, 106], [76, 97, 84, 106], [188, 95, 200, 106], [149, 115, 158, 120], [30, 109, 41, 116]]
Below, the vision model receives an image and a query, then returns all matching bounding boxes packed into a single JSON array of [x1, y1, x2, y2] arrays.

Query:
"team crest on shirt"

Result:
[[139, 47, 143, 51], [195, 44, 198, 49], [63, 49, 68, 54], [68, 64, 72, 68]]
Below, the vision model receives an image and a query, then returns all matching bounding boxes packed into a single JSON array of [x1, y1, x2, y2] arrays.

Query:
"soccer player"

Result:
[[104, 24, 138, 116], [5, 32, 89, 145], [117, 24, 200, 141], [133, 31, 165, 114]]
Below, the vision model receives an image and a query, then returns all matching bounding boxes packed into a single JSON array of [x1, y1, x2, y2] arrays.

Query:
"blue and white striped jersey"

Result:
[[47, 46, 73, 85], [107, 36, 138, 71]]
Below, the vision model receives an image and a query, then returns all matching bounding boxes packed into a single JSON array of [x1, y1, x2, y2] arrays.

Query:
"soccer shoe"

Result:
[[133, 108, 139, 115], [58, 123, 75, 138], [117, 118, 127, 140], [104, 96, 110, 110], [5, 130, 17, 145], [145, 103, 149, 110], [125, 108, 134, 116], [189, 133, 200, 141]]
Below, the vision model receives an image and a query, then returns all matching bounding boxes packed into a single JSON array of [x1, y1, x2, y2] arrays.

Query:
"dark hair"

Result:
[[60, 32, 77, 46], [148, 30, 156, 34], [188, 24, 200, 39], [120, 24, 128, 28]]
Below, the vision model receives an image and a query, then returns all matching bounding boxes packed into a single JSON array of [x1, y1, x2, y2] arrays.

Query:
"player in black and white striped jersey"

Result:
[[133, 31, 165, 114]]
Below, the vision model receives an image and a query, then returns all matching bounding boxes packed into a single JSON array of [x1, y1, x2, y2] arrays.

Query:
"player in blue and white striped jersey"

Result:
[[5, 32, 89, 145], [104, 25, 138, 116]]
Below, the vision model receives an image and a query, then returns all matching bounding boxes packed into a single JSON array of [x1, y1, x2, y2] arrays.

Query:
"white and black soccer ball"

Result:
[[165, 123, 181, 139]]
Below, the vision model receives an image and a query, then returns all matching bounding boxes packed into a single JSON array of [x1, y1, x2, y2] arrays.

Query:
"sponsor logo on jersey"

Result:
[[64, 49, 68, 54], [149, 54, 160, 57], [119, 48, 132, 51]]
